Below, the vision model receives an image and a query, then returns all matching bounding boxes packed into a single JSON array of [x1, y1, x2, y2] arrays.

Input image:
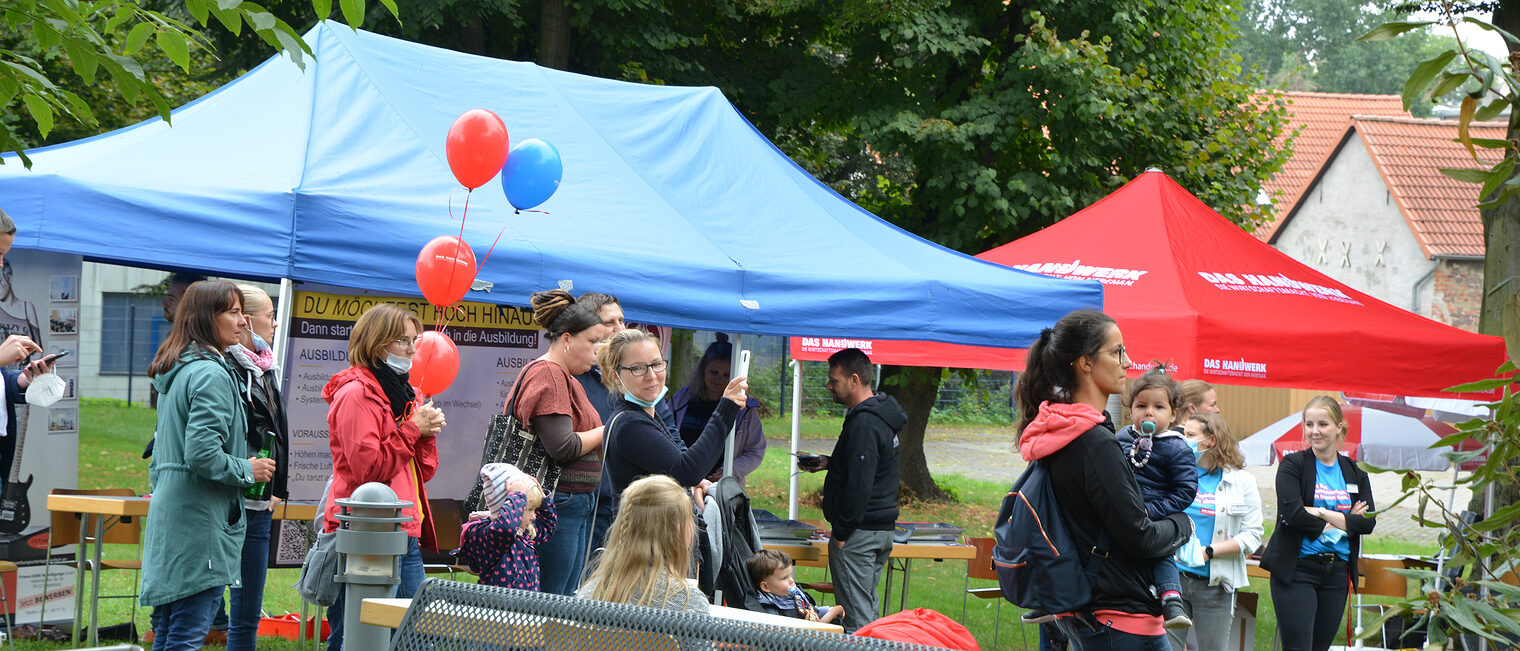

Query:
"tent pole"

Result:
[[789, 359, 802, 520], [272, 278, 294, 390], [723, 334, 740, 477]]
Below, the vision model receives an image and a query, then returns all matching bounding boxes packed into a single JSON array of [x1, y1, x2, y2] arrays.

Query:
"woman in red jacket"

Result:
[[320, 303, 446, 651]]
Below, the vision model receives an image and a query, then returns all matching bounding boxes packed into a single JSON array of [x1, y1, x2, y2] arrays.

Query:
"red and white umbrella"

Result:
[[1240, 402, 1484, 471]]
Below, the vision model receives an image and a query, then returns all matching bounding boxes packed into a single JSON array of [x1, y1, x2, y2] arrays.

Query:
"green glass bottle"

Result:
[[244, 447, 271, 499]]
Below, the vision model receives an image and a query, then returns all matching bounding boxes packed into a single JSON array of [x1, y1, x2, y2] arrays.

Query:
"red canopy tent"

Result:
[[790, 170, 1507, 399]]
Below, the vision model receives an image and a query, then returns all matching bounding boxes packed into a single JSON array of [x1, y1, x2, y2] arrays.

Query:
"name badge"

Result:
[[1227, 504, 1248, 515], [1347, 483, 1360, 494]]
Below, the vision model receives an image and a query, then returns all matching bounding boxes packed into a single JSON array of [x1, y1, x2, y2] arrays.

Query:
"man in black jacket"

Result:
[[809, 348, 905, 633]]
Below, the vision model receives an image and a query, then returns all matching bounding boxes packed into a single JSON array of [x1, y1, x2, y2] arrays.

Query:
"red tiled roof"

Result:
[[1259, 92, 1408, 240], [1352, 115, 1502, 259]]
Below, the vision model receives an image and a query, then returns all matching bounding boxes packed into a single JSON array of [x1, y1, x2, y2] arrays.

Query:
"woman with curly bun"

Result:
[[508, 289, 606, 594]]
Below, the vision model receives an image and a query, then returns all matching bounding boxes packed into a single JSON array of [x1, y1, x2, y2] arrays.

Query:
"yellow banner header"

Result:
[[293, 291, 539, 331]]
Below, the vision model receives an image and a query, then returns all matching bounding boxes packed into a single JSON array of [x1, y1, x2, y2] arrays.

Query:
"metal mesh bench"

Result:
[[391, 578, 938, 650]]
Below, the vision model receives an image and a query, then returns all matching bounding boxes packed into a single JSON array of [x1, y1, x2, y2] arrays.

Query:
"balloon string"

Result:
[[478, 209, 546, 269]]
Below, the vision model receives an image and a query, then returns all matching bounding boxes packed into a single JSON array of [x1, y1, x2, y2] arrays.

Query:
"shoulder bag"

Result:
[[464, 360, 564, 512]]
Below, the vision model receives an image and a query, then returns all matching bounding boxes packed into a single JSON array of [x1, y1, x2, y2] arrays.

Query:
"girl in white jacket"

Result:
[[1167, 413, 1264, 651]]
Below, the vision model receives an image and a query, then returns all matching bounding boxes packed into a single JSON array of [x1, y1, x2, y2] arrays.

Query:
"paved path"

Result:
[[794, 427, 1466, 545]]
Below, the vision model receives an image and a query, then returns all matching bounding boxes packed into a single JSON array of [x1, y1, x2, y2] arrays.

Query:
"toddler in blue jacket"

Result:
[[1115, 367, 1197, 629]]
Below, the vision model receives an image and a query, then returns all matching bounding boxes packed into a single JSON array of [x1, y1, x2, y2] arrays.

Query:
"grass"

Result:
[[17, 401, 1438, 650]]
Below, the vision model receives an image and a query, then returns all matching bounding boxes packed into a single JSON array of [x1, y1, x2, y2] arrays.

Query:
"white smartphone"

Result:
[[735, 349, 751, 378]]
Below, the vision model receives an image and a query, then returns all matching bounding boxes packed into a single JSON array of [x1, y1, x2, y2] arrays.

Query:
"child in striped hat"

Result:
[[456, 463, 557, 590]]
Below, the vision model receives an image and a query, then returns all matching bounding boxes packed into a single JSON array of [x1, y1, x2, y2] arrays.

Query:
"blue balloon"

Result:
[[500, 139, 563, 210]]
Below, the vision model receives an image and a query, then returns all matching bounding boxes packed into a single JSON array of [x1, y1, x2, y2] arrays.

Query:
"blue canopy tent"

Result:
[[0, 22, 1100, 346]]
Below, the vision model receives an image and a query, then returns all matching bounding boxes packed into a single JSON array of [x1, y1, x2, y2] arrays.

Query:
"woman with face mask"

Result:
[[319, 303, 446, 651], [1165, 413, 1262, 651], [598, 328, 748, 500], [1261, 396, 1375, 651]]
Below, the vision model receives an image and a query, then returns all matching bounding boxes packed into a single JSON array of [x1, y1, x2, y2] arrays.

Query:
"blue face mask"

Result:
[[624, 385, 669, 409], [1186, 438, 1205, 464]]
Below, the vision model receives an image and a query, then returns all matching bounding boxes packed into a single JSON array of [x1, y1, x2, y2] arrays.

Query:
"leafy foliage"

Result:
[[0, 0, 396, 166], [1357, 298, 1520, 644], [1234, 0, 1463, 114]]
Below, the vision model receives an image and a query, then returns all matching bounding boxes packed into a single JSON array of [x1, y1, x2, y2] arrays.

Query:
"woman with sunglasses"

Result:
[[598, 328, 747, 500], [320, 303, 445, 651]]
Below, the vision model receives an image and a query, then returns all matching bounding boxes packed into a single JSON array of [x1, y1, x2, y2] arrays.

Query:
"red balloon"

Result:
[[410, 331, 459, 396], [416, 235, 477, 307], [445, 109, 510, 189]]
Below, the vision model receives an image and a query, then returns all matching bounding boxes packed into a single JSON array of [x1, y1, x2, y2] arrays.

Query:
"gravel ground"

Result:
[[795, 427, 1467, 545]]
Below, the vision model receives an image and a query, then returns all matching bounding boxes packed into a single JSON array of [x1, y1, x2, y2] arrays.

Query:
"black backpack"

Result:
[[708, 476, 764, 612], [992, 460, 1109, 613]]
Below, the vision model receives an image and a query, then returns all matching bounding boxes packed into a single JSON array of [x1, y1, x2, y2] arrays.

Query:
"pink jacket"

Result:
[[321, 366, 438, 551]]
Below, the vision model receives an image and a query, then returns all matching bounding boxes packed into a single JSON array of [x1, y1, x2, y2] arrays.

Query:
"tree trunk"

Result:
[[878, 365, 949, 502], [1466, 0, 1520, 539], [538, 0, 572, 70]]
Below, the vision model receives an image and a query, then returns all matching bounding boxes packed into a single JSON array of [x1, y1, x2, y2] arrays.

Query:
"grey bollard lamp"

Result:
[[335, 482, 413, 651]]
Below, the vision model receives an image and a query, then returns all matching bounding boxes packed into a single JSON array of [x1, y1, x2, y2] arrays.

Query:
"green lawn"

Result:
[[16, 400, 1436, 650]]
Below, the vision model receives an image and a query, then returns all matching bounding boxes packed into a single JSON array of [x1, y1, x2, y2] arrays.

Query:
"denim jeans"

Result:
[[537, 491, 594, 596], [150, 586, 223, 651], [827, 529, 893, 633], [1055, 614, 1173, 651], [1041, 622, 1071, 651], [1270, 556, 1349, 651], [326, 536, 423, 651], [227, 508, 273, 651], [1153, 559, 1181, 597], [1167, 572, 1236, 651]]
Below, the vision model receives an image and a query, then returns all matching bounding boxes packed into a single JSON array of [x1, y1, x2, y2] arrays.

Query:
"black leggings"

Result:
[[1270, 556, 1350, 651]]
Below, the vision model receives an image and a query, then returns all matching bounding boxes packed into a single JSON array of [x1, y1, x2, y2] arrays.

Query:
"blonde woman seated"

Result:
[[577, 475, 711, 650]]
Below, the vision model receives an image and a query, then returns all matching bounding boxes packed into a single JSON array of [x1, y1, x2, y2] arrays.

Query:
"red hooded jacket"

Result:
[[321, 366, 438, 551]]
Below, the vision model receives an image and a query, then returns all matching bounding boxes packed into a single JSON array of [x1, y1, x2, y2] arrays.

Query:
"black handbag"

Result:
[[464, 360, 563, 512]]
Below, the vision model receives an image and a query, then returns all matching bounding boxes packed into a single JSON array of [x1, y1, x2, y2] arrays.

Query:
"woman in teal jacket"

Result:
[[141, 280, 276, 651]]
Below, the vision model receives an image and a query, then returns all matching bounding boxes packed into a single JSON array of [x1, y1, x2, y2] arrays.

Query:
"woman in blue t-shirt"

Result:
[[1261, 397, 1376, 651], [1167, 413, 1262, 651]]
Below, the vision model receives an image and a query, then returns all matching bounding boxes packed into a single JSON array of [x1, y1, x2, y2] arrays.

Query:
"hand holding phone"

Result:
[[793, 452, 827, 472], [734, 349, 751, 379], [42, 350, 70, 364]]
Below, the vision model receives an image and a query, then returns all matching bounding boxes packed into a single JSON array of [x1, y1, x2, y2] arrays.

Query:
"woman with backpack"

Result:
[[1012, 309, 1194, 650]]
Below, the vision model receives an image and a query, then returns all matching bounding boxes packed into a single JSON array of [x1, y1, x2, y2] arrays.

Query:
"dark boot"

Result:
[[1162, 595, 1192, 629]]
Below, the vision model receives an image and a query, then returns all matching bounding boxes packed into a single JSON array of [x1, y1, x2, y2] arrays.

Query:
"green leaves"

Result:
[[1358, 20, 1436, 42], [1402, 50, 1457, 111]]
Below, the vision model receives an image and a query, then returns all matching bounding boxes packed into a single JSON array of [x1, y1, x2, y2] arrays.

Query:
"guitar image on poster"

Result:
[[0, 257, 41, 535], [0, 416, 31, 534]]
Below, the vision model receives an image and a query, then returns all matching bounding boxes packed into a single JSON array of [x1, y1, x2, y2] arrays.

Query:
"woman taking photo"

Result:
[[1166, 413, 1262, 651], [669, 334, 766, 482], [599, 328, 748, 497], [1014, 310, 1192, 650], [321, 303, 445, 650], [141, 280, 275, 651], [1262, 396, 1374, 651], [511, 288, 605, 594]]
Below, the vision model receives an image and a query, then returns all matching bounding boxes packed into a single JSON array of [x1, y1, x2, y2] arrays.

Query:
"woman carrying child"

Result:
[[1115, 367, 1198, 628], [1166, 413, 1262, 651], [457, 463, 557, 590]]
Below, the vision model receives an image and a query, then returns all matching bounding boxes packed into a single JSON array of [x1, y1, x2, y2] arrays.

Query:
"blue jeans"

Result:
[[1041, 622, 1070, 651], [537, 491, 594, 596], [1153, 558, 1181, 597], [227, 508, 272, 651], [1055, 614, 1172, 651], [326, 536, 423, 651], [150, 586, 223, 651], [588, 498, 616, 558]]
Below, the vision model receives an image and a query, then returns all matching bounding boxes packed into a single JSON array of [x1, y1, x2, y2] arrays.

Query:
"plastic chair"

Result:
[[421, 498, 472, 580], [960, 537, 1023, 650], [39, 488, 143, 637]]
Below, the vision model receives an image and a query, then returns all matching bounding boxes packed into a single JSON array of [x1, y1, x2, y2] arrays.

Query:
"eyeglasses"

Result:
[[618, 359, 668, 377], [390, 335, 420, 350]]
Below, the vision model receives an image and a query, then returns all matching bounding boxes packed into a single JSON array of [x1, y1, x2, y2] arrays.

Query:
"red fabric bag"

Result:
[[854, 608, 980, 650]]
